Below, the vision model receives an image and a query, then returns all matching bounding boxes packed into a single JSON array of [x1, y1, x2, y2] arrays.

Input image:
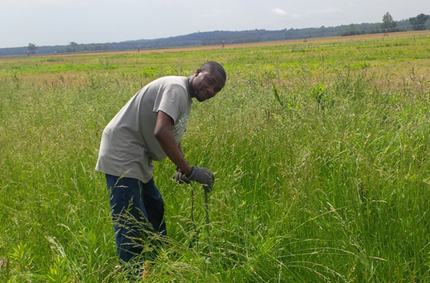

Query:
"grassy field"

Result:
[[1, 32, 430, 282]]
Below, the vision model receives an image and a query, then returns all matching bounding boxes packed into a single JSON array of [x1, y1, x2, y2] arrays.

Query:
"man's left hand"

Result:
[[173, 167, 190, 184]]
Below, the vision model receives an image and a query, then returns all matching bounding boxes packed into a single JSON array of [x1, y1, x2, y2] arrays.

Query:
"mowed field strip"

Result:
[[3, 30, 430, 58]]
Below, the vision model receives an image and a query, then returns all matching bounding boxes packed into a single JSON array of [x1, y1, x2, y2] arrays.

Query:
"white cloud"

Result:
[[272, 8, 287, 15]]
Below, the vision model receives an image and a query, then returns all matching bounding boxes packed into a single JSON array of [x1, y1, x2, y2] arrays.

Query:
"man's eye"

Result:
[[209, 80, 213, 85]]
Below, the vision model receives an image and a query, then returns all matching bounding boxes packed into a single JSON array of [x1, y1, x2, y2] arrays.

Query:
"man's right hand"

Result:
[[187, 166, 214, 192]]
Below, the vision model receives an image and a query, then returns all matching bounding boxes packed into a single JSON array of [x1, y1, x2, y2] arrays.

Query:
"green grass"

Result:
[[1, 33, 430, 282]]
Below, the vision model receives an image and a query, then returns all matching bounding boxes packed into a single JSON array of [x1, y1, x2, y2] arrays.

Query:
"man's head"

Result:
[[189, 61, 226, 102]]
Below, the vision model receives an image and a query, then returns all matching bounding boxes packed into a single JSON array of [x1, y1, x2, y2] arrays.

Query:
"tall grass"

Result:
[[1, 34, 430, 282]]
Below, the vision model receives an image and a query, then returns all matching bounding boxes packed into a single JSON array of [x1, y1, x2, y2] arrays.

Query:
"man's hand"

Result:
[[173, 166, 190, 184], [187, 166, 214, 192], [173, 166, 214, 192]]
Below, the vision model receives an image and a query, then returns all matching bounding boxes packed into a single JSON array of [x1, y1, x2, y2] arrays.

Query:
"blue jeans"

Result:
[[105, 174, 167, 264]]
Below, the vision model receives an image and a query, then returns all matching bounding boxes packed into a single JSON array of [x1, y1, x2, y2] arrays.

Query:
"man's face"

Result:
[[190, 69, 225, 102]]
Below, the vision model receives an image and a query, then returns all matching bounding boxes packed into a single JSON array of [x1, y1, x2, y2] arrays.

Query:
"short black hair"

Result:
[[200, 61, 226, 81]]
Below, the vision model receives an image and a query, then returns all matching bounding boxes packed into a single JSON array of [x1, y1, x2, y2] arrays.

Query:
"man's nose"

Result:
[[209, 86, 217, 97]]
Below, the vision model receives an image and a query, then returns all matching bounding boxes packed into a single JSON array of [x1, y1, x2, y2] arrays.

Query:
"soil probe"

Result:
[[190, 184, 212, 261], [204, 189, 211, 264]]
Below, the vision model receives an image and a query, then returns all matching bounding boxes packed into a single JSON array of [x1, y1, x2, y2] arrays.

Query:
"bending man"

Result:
[[95, 61, 226, 265]]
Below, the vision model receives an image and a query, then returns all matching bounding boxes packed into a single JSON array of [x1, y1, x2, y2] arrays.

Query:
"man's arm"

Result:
[[154, 111, 192, 175], [177, 142, 184, 158]]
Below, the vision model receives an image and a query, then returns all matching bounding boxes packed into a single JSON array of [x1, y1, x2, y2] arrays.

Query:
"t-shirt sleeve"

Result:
[[153, 84, 187, 123]]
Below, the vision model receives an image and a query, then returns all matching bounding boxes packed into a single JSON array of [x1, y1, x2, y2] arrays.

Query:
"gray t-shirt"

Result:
[[95, 76, 192, 183]]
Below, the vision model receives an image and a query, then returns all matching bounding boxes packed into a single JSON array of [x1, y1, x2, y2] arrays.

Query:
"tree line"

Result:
[[342, 12, 429, 36], [1, 12, 428, 57]]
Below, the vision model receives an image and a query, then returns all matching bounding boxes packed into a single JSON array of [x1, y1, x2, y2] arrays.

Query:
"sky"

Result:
[[1, 0, 428, 49]]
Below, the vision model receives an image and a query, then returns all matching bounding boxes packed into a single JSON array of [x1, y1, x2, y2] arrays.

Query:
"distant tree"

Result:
[[381, 12, 397, 31], [54, 47, 65, 53], [69, 42, 79, 52], [409, 13, 430, 30], [28, 43, 37, 55], [342, 24, 365, 36]]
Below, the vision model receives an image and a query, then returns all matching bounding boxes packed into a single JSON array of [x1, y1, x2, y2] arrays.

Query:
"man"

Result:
[[95, 61, 226, 267]]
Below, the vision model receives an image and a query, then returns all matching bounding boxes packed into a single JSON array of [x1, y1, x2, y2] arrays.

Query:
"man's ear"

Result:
[[195, 68, 202, 76]]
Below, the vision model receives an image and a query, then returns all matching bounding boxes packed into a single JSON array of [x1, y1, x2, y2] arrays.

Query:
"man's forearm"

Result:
[[177, 142, 184, 157], [157, 134, 192, 175], [154, 111, 192, 175]]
